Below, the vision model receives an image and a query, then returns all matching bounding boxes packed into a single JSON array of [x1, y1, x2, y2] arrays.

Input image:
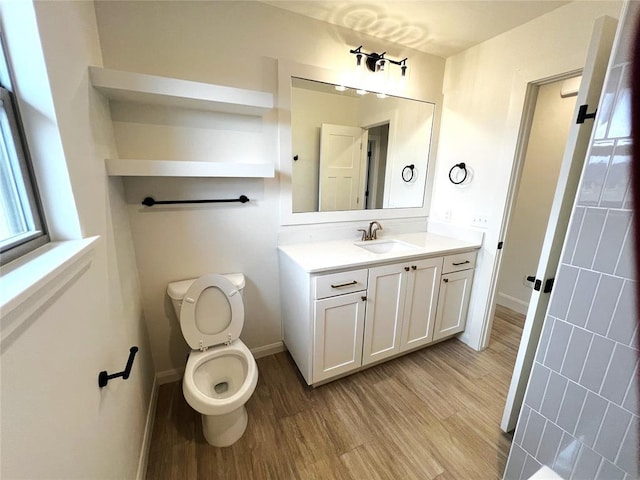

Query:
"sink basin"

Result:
[[355, 239, 419, 254]]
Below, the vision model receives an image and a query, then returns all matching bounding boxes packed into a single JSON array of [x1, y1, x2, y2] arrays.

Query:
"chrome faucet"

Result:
[[357, 221, 383, 241]]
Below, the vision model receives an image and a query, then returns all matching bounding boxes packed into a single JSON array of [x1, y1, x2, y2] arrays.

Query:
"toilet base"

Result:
[[201, 405, 248, 447]]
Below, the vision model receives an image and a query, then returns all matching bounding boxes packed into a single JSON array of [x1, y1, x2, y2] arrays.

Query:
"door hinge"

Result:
[[544, 278, 554, 294], [576, 104, 597, 124], [534, 279, 542, 291], [498, 241, 504, 250]]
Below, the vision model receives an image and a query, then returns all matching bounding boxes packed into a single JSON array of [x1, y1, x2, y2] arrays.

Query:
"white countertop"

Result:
[[278, 232, 482, 273]]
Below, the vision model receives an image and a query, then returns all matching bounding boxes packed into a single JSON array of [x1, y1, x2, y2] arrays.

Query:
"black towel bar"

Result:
[[142, 195, 250, 206], [98, 346, 139, 388]]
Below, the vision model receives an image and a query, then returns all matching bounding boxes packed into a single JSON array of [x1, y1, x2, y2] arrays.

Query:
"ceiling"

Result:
[[260, 0, 573, 58]]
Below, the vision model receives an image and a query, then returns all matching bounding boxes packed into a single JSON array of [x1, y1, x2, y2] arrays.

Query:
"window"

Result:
[[0, 35, 48, 265]]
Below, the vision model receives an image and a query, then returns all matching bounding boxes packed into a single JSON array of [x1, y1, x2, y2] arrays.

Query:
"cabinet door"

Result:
[[313, 292, 366, 383], [400, 257, 442, 352], [362, 263, 406, 366], [433, 269, 474, 341]]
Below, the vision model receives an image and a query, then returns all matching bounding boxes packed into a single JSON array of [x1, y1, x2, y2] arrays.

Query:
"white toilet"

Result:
[[167, 273, 258, 447]]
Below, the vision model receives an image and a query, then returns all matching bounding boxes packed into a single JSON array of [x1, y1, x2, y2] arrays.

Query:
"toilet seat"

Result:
[[180, 273, 244, 350]]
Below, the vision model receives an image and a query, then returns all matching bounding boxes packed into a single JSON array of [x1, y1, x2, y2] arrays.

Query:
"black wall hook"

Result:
[[99, 346, 139, 388]]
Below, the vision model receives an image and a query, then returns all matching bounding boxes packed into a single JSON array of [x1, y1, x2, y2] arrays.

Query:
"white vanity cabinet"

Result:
[[433, 252, 476, 341], [278, 240, 478, 386], [312, 270, 368, 383], [362, 257, 442, 365]]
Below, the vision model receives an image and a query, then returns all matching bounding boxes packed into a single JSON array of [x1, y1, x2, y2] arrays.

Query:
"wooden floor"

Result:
[[146, 305, 524, 479]]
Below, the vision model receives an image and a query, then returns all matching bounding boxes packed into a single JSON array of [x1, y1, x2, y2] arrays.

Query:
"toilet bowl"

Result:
[[167, 273, 258, 447]]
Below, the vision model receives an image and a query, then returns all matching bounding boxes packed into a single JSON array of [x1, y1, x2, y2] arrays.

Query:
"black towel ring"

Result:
[[449, 162, 468, 185], [402, 164, 415, 182]]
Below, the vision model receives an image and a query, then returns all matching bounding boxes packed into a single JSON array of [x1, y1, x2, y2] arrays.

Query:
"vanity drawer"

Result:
[[443, 251, 476, 274], [313, 269, 368, 299]]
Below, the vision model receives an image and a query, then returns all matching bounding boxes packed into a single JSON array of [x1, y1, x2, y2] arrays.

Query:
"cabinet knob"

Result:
[[404, 266, 410, 272], [411, 265, 417, 270], [443, 278, 449, 283], [361, 296, 367, 301]]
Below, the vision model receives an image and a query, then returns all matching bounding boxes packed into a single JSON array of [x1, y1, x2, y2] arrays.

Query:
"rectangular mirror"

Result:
[[291, 77, 435, 213]]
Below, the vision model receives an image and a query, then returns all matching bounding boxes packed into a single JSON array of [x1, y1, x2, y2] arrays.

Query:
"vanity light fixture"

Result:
[[350, 45, 408, 77], [356, 89, 368, 96], [334, 85, 347, 92]]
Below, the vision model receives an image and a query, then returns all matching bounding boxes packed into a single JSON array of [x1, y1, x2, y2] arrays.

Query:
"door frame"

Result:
[[481, 69, 582, 346], [488, 15, 618, 432]]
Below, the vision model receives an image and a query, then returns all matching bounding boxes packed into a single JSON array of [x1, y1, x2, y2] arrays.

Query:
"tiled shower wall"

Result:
[[504, 4, 639, 480]]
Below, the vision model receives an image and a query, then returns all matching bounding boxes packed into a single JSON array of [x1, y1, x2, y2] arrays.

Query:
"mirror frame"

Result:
[[278, 59, 438, 225]]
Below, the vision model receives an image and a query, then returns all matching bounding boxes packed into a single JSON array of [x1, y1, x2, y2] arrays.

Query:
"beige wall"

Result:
[[93, 0, 445, 376], [0, 1, 154, 478], [497, 80, 578, 314], [431, 0, 622, 349]]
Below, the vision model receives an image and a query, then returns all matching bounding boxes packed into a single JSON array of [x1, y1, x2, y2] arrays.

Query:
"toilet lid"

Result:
[[179, 273, 244, 350]]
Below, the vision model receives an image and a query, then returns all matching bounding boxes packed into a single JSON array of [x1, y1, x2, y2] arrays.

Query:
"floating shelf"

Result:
[[89, 67, 273, 116], [105, 159, 275, 178]]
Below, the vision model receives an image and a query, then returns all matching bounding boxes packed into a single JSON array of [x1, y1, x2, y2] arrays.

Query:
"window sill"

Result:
[[0, 236, 99, 345]]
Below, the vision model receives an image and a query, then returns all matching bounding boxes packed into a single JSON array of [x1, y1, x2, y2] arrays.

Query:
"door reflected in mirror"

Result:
[[291, 77, 435, 213]]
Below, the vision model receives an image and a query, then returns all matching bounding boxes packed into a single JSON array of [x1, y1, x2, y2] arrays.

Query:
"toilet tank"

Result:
[[167, 273, 245, 317]]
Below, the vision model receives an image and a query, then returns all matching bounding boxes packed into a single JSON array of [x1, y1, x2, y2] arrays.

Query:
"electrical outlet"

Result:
[[444, 209, 452, 222], [471, 213, 489, 228]]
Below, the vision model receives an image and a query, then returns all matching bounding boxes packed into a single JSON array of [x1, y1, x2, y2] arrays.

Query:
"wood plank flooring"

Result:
[[146, 306, 524, 479]]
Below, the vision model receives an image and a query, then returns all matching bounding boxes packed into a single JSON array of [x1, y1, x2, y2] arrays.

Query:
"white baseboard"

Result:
[[136, 375, 159, 480], [496, 292, 529, 315], [156, 368, 184, 385], [251, 341, 286, 359]]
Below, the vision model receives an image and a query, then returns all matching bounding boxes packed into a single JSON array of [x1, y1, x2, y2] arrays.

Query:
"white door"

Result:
[[313, 291, 366, 383], [500, 16, 617, 432], [319, 123, 368, 211], [400, 257, 442, 351], [362, 263, 406, 365]]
